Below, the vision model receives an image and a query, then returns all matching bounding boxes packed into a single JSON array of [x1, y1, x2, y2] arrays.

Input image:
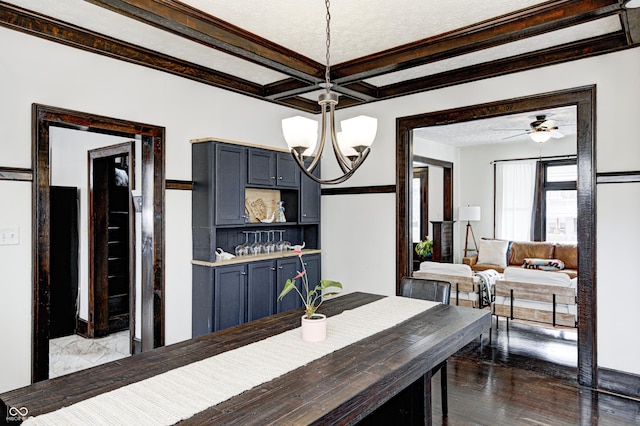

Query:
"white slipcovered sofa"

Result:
[[413, 261, 483, 308], [492, 266, 578, 328]]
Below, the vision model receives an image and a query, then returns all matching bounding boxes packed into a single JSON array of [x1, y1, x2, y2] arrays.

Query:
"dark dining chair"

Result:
[[400, 276, 451, 417]]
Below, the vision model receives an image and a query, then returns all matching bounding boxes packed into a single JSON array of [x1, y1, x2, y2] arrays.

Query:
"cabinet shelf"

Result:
[[192, 248, 321, 268], [215, 221, 299, 229]]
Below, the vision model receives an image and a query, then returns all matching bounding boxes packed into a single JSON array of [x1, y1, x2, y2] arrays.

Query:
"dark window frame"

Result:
[[534, 159, 577, 241]]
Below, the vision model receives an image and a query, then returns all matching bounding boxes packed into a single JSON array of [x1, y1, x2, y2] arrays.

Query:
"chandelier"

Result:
[[281, 0, 377, 185]]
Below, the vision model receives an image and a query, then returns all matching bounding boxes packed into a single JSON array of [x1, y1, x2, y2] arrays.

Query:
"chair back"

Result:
[[401, 276, 451, 304]]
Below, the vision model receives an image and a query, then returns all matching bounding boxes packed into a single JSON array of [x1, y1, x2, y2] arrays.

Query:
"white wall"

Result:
[[321, 48, 640, 376], [455, 135, 577, 261], [1, 24, 639, 392], [0, 26, 295, 393]]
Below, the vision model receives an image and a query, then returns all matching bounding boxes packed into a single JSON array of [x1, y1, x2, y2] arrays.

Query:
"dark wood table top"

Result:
[[1, 292, 490, 425]]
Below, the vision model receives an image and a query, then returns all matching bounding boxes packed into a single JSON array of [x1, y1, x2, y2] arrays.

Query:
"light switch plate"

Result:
[[0, 227, 19, 245]]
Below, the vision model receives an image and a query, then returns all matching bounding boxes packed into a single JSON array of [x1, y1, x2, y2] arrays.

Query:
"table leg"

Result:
[[424, 370, 433, 426]]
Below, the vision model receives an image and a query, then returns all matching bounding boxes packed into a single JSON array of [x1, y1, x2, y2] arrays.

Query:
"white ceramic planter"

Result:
[[300, 314, 327, 342]]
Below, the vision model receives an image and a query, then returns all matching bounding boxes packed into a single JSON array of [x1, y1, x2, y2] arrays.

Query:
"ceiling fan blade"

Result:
[[551, 129, 565, 138], [502, 132, 528, 140]]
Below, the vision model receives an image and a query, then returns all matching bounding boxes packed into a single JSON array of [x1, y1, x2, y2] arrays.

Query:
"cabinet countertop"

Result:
[[192, 249, 322, 268]]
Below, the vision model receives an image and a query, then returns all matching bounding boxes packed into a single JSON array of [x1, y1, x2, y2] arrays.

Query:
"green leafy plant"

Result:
[[415, 237, 433, 257], [278, 250, 342, 318]]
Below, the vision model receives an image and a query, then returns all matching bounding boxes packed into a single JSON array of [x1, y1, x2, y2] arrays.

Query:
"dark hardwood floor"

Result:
[[428, 318, 640, 425]]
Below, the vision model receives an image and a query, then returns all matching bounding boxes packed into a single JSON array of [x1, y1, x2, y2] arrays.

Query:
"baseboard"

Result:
[[75, 317, 90, 338], [598, 367, 640, 399]]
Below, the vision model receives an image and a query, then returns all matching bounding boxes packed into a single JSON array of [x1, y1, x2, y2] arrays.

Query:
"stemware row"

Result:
[[234, 230, 291, 257]]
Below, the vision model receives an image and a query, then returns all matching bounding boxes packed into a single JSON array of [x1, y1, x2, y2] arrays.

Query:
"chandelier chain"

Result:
[[325, 0, 331, 91]]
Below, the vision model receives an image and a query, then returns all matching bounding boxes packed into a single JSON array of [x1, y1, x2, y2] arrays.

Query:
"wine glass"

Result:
[[263, 230, 275, 254], [276, 230, 290, 252], [235, 231, 250, 256], [251, 231, 262, 256]]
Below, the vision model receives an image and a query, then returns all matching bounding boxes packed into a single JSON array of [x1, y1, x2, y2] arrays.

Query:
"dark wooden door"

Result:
[[89, 142, 134, 342], [215, 144, 247, 225], [247, 260, 276, 322], [49, 186, 79, 339], [214, 264, 246, 331]]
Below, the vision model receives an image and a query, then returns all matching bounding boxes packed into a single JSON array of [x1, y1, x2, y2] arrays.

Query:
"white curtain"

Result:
[[495, 160, 537, 241]]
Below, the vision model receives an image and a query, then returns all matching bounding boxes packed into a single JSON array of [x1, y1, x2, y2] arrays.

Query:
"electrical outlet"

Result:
[[0, 227, 19, 245]]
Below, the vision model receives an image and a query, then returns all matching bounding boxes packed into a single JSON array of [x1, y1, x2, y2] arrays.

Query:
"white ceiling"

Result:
[[414, 105, 577, 147], [2, 0, 633, 138], [3, 0, 625, 87]]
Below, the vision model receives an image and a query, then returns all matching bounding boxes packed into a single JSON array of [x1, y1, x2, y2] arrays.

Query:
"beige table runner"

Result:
[[24, 296, 438, 426]]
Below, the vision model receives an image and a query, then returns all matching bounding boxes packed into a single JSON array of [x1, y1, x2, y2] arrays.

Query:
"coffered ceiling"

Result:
[[1, 0, 639, 114]]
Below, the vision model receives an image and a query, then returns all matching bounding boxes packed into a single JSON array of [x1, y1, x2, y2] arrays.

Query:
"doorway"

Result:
[[88, 143, 135, 340], [395, 86, 596, 388], [32, 104, 165, 382]]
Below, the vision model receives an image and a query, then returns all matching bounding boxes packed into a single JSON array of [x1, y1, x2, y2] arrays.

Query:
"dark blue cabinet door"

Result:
[[247, 149, 276, 186], [247, 260, 276, 322], [303, 253, 321, 292], [214, 264, 246, 331], [215, 144, 247, 225], [299, 162, 320, 223], [276, 152, 299, 188], [276, 257, 302, 313]]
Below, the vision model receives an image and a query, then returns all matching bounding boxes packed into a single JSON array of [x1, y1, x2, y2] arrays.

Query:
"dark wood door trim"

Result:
[[32, 104, 165, 382], [396, 86, 596, 388]]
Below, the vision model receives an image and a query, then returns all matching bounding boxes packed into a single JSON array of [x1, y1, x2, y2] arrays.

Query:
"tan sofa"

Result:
[[465, 240, 577, 279]]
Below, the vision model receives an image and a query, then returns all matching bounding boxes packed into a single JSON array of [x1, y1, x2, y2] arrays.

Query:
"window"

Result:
[[538, 161, 577, 243], [495, 160, 537, 241], [412, 168, 428, 243]]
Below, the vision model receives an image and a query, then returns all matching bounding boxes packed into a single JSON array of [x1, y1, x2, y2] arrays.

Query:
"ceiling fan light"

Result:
[[625, 0, 640, 8], [282, 116, 318, 152], [529, 131, 552, 143], [340, 115, 378, 149]]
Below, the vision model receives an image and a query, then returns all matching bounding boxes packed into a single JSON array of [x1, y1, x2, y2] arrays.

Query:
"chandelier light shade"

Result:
[[281, 0, 377, 185], [529, 131, 552, 143]]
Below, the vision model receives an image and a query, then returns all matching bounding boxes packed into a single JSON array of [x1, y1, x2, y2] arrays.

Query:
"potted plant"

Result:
[[415, 237, 433, 258], [278, 250, 342, 342]]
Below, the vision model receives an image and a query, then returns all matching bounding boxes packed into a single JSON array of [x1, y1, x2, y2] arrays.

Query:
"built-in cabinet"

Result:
[[431, 220, 454, 263], [191, 139, 322, 337]]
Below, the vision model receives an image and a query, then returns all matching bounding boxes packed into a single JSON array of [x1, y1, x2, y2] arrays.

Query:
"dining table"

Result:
[[1, 292, 490, 425]]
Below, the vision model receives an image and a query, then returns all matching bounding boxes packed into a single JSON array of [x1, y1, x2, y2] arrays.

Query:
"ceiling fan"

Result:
[[502, 114, 565, 143]]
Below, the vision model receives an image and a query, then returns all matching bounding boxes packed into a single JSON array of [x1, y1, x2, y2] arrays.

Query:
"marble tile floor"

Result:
[[49, 331, 131, 378]]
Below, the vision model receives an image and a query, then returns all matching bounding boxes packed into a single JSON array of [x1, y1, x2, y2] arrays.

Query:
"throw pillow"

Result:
[[522, 258, 565, 271], [477, 239, 509, 267]]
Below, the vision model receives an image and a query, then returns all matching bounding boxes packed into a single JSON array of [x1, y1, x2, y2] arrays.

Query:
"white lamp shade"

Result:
[[459, 205, 481, 222], [337, 131, 358, 157], [529, 131, 552, 143], [626, 0, 640, 7], [282, 116, 318, 150], [340, 115, 377, 148]]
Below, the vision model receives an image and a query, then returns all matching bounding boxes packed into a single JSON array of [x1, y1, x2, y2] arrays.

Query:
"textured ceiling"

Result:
[[181, 0, 545, 64], [414, 105, 577, 147], [1, 0, 637, 114]]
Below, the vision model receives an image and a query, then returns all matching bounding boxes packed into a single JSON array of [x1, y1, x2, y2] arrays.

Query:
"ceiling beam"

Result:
[[84, 0, 325, 83], [378, 32, 627, 99], [331, 0, 622, 84], [620, 6, 640, 44], [0, 2, 265, 97]]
